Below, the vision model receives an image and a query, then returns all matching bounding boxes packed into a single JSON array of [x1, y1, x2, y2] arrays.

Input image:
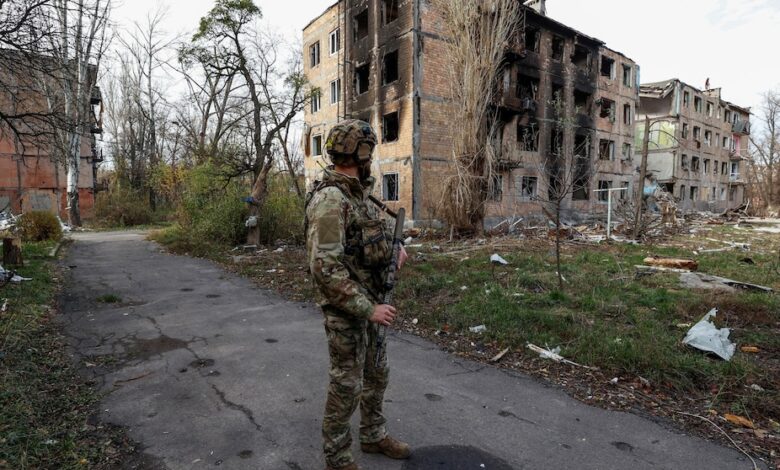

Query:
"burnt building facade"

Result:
[[303, 0, 640, 226], [636, 79, 750, 211]]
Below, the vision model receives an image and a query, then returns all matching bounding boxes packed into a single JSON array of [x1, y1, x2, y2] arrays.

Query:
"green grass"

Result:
[[0, 241, 127, 469]]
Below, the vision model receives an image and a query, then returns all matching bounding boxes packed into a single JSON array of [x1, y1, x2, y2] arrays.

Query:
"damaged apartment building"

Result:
[[302, 0, 640, 226], [636, 79, 751, 212]]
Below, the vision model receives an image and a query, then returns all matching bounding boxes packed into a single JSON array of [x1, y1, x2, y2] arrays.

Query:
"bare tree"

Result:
[[432, 0, 524, 233], [188, 0, 309, 245], [750, 90, 779, 208], [531, 94, 597, 290], [37, 0, 112, 226]]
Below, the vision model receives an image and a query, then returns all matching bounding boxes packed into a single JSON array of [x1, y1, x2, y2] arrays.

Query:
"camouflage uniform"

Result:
[[306, 167, 392, 469]]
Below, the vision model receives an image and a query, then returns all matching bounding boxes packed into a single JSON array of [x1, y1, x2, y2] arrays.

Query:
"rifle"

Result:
[[374, 206, 405, 367]]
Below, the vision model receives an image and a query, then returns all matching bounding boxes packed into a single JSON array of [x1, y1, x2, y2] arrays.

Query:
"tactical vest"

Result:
[[305, 179, 392, 300]]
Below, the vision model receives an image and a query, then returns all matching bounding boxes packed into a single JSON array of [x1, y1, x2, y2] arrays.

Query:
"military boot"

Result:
[[361, 436, 411, 459], [325, 463, 359, 470]]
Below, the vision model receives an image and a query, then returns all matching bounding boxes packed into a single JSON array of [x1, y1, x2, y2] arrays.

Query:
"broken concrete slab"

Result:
[[679, 272, 773, 293]]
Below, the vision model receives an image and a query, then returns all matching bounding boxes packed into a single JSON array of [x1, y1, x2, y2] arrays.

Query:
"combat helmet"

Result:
[[325, 119, 377, 167]]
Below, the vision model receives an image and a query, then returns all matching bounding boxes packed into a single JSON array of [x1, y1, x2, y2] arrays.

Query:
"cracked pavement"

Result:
[[60, 231, 762, 470]]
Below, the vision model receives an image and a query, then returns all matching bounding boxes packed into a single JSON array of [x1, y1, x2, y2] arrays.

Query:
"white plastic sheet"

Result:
[[682, 308, 735, 361]]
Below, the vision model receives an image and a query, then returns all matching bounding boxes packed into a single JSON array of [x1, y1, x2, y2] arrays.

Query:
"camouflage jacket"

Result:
[[305, 167, 392, 319]]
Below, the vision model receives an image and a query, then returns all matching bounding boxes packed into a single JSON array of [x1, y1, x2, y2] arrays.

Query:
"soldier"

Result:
[[305, 120, 411, 470]]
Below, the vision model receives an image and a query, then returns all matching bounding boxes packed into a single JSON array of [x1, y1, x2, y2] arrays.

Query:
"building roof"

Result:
[[303, 0, 340, 32], [640, 78, 751, 114]]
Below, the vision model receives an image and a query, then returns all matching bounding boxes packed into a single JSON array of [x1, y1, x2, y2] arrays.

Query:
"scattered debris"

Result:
[[609, 377, 619, 385], [469, 324, 487, 334], [1, 298, 7, 313], [740, 346, 760, 354], [643, 256, 698, 271], [679, 272, 773, 294], [724, 413, 756, 430], [490, 347, 510, 363], [490, 254, 508, 265], [412, 318, 419, 325], [527, 343, 596, 369], [682, 309, 735, 361], [750, 384, 765, 393], [244, 216, 258, 228], [404, 236, 413, 245], [635, 265, 691, 275]]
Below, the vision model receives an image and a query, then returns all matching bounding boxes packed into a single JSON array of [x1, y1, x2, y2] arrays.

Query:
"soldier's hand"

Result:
[[398, 245, 408, 270], [370, 304, 397, 326]]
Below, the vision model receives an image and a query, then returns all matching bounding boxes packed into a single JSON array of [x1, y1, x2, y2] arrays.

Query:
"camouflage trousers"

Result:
[[322, 311, 388, 468]]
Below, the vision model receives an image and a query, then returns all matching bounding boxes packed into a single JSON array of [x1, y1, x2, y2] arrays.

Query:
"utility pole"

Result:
[[633, 115, 651, 240]]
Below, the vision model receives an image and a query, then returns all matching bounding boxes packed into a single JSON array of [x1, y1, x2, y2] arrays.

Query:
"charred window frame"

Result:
[[519, 176, 538, 201], [382, 111, 400, 143], [354, 63, 370, 95], [598, 139, 615, 161], [382, 173, 399, 201], [354, 9, 369, 42], [574, 89, 592, 115], [517, 118, 539, 152], [599, 97, 615, 121], [551, 36, 564, 61], [525, 27, 540, 53], [572, 133, 591, 201], [571, 45, 590, 71], [382, 0, 399, 25], [382, 50, 399, 85], [600, 56, 615, 79]]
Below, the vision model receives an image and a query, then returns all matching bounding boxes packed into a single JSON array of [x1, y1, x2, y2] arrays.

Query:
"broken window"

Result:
[[599, 98, 615, 120], [354, 9, 369, 41], [683, 90, 690, 108], [721, 161, 728, 174], [597, 180, 612, 202], [623, 104, 632, 125], [691, 156, 700, 172], [690, 186, 698, 200], [600, 56, 615, 78], [622, 143, 632, 160], [574, 89, 592, 114], [354, 63, 370, 95], [382, 111, 399, 143], [516, 74, 539, 102], [729, 187, 737, 202], [714, 160, 719, 175], [525, 27, 540, 53], [572, 44, 590, 71], [693, 126, 701, 141], [488, 174, 503, 201], [312, 135, 323, 156], [722, 136, 728, 148], [330, 79, 341, 104], [720, 187, 726, 201], [572, 133, 591, 200], [329, 29, 341, 55], [681, 154, 689, 169], [707, 102, 714, 117], [551, 84, 564, 108], [520, 176, 538, 200], [724, 110, 731, 123], [382, 173, 399, 201], [703, 159, 710, 174], [680, 185, 686, 199], [731, 162, 739, 177], [598, 139, 615, 161], [620, 181, 630, 200], [310, 41, 321, 67], [694, 96, 703, 113], [382, 50, 399, 85], [704, 130, 712, 146], [551, 36, 564, 61], [382, 0, 398, 24], [517, 119, 539, 152], [682, 122, 689, 139], [622, 64, 632, 88]]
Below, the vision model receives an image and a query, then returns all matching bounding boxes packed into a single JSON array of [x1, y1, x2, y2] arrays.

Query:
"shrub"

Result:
[[255, 177, 305, 245], [94, 187, 154, 227], [18, 211, 63, 242]]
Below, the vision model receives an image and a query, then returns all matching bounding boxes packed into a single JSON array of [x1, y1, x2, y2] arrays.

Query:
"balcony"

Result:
[[729, 173, 744, 184], [732, 119, 750, 135]]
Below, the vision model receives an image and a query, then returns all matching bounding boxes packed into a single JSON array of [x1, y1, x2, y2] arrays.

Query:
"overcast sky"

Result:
[[112, 0, 780, 119]]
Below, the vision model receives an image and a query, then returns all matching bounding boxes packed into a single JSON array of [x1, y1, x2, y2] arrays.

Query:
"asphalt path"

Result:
[[60, 231, 761, 470]]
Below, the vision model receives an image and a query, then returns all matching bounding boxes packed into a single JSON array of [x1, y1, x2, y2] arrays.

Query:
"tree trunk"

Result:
[[633, 116, 651, 240], [67, 132, 82, 226], [246, 166, 272, 245]]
